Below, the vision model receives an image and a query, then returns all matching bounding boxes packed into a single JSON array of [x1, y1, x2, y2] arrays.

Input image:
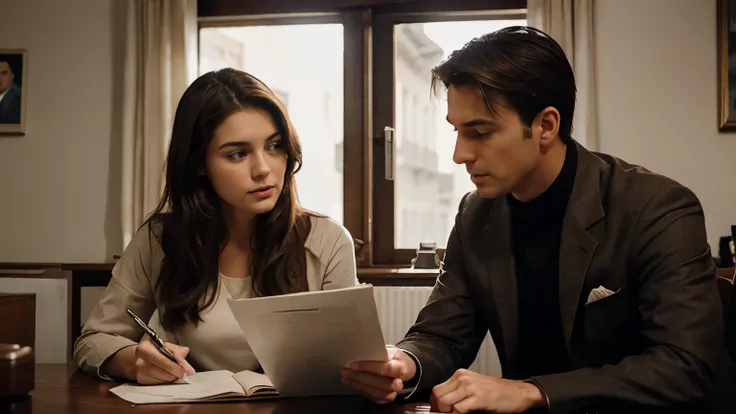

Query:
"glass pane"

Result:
[[199, 25, 345, 223], [394, 19, 526, 249]]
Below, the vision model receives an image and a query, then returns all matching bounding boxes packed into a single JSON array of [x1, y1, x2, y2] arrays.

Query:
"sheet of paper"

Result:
[[109, 375, 244, 404], [175, 370, 234, 384], [227, 284, 388, 397]]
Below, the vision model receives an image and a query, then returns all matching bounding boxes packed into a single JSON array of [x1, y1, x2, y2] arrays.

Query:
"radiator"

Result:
[[373, 286, 502, 377]]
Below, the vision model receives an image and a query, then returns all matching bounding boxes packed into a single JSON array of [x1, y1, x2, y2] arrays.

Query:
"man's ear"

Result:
[[535, 106, 561, 146]]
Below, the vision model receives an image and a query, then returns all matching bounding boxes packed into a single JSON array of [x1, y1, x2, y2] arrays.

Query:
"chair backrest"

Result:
[[718, 276, 734, 319], [717, 276, 736, 361]]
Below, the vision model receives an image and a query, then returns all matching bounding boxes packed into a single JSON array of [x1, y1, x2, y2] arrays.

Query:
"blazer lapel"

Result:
[[558, 142, 607, 349], [481, 197, 520, 369]]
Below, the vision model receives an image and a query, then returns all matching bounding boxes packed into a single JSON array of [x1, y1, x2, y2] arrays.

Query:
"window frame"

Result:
[[197, 11, 374, 265], [196, 0, 528, 268], [370, 8, 527, 266]]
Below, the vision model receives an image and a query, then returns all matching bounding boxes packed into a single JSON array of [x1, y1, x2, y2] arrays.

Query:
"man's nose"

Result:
[[452, 138, 475, 165]]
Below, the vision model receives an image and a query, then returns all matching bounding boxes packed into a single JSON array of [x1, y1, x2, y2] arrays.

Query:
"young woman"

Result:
[[73, 69, 358, 385]]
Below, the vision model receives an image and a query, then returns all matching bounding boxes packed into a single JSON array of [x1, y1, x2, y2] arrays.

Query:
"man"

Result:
[[0, 59, 21, 124], [341, 26, 733, 413]]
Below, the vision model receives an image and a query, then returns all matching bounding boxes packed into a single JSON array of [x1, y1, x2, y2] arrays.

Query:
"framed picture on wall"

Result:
[[0, 49, 27, 135], [719, 0, 736, 131]]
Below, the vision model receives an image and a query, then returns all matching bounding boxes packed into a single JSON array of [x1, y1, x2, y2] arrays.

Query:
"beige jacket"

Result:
[[73, 215, 358, 379]]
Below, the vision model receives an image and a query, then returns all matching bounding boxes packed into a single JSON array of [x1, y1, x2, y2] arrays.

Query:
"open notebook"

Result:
[[109, 369, 278, 404]]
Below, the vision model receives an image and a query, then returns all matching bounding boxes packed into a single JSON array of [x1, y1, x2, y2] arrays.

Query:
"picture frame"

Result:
[[0, 49, 27, 135], [719, 0, 736, 130]]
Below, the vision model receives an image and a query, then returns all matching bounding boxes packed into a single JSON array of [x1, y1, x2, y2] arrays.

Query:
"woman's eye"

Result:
[[227, 151, 246, 160]]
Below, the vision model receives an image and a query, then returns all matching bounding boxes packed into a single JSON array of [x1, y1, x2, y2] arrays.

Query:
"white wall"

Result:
[[0, 0, 125, 262], [596, 0, 736, 252]]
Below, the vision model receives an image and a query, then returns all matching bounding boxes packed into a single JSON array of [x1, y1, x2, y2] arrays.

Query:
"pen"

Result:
[[126, 308, 178, 364]]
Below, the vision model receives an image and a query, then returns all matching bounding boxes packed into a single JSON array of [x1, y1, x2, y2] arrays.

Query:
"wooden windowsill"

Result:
[[357, 267, 438, 277], [53, 263, 441, 278], [2, 262, 733, 283], [357, 267, 439, 286], [0, 262, 441, 276], [0, 262, 440, 286]]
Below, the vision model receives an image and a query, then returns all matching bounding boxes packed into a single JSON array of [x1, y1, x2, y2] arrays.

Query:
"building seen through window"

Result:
[[199, 18, 525, 250]]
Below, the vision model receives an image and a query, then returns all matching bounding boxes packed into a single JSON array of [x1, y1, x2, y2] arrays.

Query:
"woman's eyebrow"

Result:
[[218, 131, 280, 149]]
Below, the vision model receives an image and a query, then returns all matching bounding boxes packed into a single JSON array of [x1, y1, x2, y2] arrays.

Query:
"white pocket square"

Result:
[[586, 285, 620, 305]]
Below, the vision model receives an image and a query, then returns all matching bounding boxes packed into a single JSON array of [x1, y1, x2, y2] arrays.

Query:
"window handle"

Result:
[[384, 126, 395, 180]]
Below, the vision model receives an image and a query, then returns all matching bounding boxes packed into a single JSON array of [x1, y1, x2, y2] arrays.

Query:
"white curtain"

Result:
[[527, 0, 598, 151], [121, 0, 198, 248]]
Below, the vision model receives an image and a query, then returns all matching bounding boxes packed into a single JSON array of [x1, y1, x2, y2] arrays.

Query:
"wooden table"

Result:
[[2, 364, 431, 413]]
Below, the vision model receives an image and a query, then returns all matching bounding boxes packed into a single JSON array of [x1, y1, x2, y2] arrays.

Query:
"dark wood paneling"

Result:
[[0, 269, 67, 279], [200, 0, 412, 16], [343, 10, 374, 266], [0, 293, 35, 350], [370, 13, 396, 265], [61, 263, 116, 271], [371, 0, 525, 13], [358, 267, 438, 286], [199, 0, 525, 16], [68, 270, 112, 359], [0, 262, 62, 270]]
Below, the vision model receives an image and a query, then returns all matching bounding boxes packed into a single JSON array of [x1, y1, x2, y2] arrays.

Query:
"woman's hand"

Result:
[[132, 335, 196, 385]]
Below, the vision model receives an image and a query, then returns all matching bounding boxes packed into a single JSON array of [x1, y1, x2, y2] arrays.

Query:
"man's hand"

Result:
[[341, 345, 417, 404], [431, 369, 546, 413]]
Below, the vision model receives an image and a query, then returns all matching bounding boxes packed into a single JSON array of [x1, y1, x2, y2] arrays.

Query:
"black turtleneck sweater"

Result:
[[507, 143, 577, 379]]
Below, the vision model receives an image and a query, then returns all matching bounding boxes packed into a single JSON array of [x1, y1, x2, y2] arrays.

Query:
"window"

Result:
[[273, 89, 290, 110], [198, 0, 527, 266], [323, 92, 332, 126], [199, 22, 346, 225], [372, 13, 527, 264]]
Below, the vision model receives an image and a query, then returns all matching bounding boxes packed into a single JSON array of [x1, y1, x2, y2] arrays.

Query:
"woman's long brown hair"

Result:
[[144, 68, 311, 332]]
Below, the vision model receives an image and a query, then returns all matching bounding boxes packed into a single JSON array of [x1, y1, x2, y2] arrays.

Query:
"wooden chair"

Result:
[[718, 276, 734, 321], [719, 275, 736, 362], [716, 273, 736, 413]]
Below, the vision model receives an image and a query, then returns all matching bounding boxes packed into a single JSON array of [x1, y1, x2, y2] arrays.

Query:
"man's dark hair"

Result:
[[0, 57, 16, 74], [431, 26, 576, 144]]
